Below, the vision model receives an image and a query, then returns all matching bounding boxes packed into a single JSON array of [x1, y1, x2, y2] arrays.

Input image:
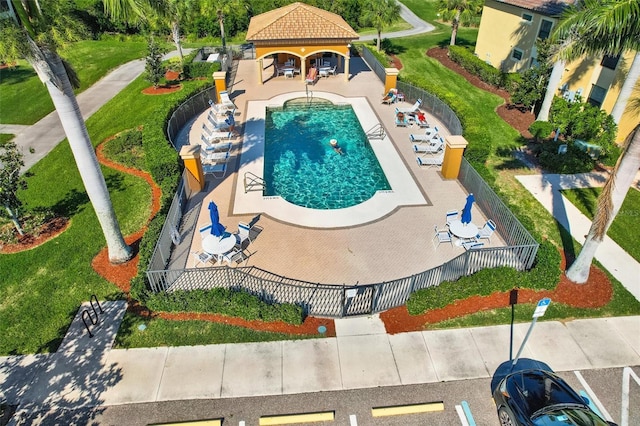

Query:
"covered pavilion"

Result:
[[245, 2, 359, 84]]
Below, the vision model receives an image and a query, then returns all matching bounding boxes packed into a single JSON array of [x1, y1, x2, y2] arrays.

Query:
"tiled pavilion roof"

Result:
[[246, 2, 359, 42]]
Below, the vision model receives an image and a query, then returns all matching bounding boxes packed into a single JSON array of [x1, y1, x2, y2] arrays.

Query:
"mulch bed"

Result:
[[142, 84, 182, 95], [2, 51, 614, 337]]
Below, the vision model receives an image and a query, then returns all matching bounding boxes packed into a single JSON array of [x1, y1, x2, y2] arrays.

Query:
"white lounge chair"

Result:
[[207, 111, 235, 131], [218, 90, 236, 110], [395, 99, 422, 114], [202, 124, 234, 142], [203, 162, 227, 178], [416, 152, 444, 168], [395, 113, 408, 127], [409, 126, 439, 142], [305, 67, 318, 85], [209, 99, 235, 115], [203, 150, 230, 164], [413, 139, 443, 154]]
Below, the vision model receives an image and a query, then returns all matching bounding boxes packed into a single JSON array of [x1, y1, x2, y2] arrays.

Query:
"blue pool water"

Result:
[[264, 99, 391, 209]]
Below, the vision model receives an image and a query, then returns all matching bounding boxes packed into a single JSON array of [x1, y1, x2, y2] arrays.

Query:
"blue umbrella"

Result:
[[208, 201, 226, 237], [461, 193, 475, 225]]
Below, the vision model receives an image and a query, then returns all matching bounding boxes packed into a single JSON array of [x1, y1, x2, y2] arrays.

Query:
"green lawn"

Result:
[[0, 40, 147, 125], [561, 187, 640, 262]]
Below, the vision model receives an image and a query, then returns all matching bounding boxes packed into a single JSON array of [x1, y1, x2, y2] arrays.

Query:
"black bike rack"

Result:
[[82, 294, 104, 338]]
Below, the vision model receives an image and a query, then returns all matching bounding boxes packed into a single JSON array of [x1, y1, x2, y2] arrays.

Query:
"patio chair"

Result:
[[476, 219, 496, 244], [199, 223, 212, 240], [409, 126, 439, 142], [203, 150, 230, 164], [191, 250, 215, 267], [218, 90, 236, 110], [233, 221, 251, 250], [209, 99, 235, 116], [221, 248, 250, 267], [382, 88, 397, 104], [416, 152, 444, 168], [203, 139, 232, 153], [432, 225, 453, 249], [412, 139, 443, 154], [415, 111, 429, 128], [203, 162, 227, 178], [202, 124, 234, 142], [395, 112, 408, 127], [207, 111, 235, 131], [328, 65, 337, 76], [318, 67, 330, 78], [284, 69, 294, 79], [462, 241, 484, 250], [305, 67, 318, 85], [395, 99, 422, 114], [445, 209, 459, 227]]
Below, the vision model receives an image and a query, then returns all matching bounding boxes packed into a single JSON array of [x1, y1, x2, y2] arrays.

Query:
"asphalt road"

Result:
[[12, 366, 638, 425]]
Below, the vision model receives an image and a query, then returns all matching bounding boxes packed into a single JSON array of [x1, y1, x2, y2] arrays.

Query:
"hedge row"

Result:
[[448, 45, 520, 93], [145, 288, 305, 325]]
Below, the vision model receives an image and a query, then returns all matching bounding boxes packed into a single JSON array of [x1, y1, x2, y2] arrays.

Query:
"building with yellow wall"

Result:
[[475, 0, 639, 141]]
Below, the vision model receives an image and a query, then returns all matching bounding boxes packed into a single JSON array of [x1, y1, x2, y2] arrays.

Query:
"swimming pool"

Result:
[[264, 99, 390, 209]]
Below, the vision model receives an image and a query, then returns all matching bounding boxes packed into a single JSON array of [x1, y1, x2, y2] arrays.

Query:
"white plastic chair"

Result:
[[203, 163, 227, 178], [432, 225, 453, 249], [234, 221, 252, 249], [409, 126, 439, 142], [221, 249, 249, 267], [476, 219, 496, 244], [328, 65, 337, 76], [413, 139, 443, 154], [218, 90, 236, 109], [462, 241, 484, 250], [416, 152, 444, 168], [191, 250, 214, 267], [445, 210, 459, 227], [199, 223, 212, 240], [395, 99, 422, 114]]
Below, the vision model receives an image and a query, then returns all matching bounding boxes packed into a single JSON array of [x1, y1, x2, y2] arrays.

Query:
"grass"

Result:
[[0, 40, 147, 125], [0, 134, 14, 146], [115, 314, 317, 348], [560, 187, 640, 262]]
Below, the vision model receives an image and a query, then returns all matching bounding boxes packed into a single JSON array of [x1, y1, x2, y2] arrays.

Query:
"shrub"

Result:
[[145, 288, 305, 325], [448, 45, 518, 91], [537, 141, 596, 174], [406, 240, 560, 315], [528, 121, 554, 142], [103, 129, 145, 170]]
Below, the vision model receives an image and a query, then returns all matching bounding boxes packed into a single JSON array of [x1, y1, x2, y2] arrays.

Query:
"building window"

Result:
[[522, 13, 533, 22], [588, 85, 608, 108], [538, 19, 553, 39], [601, 55, 620, 70], [511, 48, 524, 61]]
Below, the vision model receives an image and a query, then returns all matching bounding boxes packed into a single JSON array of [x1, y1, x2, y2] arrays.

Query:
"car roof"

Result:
[[505, 369, 586, 418]]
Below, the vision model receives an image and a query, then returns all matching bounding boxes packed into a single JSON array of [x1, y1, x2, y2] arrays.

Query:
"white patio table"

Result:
[[448, 220, 478, 246], [202, 233, 237, 262]]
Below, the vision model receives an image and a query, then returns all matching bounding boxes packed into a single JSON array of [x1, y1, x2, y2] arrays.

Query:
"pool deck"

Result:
[[179, 56, 499, 285]]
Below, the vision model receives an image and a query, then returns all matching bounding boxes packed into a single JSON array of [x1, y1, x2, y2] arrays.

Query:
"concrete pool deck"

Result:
[[180, 56, 497, 285]]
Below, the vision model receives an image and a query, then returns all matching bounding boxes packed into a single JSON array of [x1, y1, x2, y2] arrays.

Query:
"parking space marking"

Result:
[[574, 370, 614, 422], [371, 401, 444, 417], [622, 366, 640, 426], [349, 414, 357, 425], [259, 411, 335, 425], [455, 405, 470, 426]]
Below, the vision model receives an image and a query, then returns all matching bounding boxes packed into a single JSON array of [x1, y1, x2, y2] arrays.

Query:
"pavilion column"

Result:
[[301, 60, 307, 82], [441, 135, 469, 179], [344, 57, 350, 82], [257, 58, 264, 85], [180, 144, 205, 192], [213, 71, 227, 102], [384, 68, 399, 94]]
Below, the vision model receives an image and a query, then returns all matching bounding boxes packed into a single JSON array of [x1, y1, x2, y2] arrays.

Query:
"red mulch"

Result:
[[0, 217, 70, 254], [142, 84, 182, 95], [2, 50, 614, 337]]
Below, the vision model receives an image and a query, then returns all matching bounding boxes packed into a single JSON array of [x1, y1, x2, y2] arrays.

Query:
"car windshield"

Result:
[[532, 405, 610, 426]]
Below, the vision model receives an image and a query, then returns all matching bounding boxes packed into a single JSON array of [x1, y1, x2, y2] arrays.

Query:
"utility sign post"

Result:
[[511, 298, 551, 369]]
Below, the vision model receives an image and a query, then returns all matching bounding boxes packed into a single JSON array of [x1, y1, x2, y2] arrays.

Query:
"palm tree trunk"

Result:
[[611, 52, 640, 124], [450, 11, 461, 46], [377, 30, 382, 52], [566, 125, 640, 283], [537, 60, 565, 121], [31, 46, 132, 263], [171, 21, 184, 65]]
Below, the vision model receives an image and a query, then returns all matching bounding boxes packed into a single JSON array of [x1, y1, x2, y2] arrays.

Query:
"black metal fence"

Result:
[[360, 46, 464, 135], [166, 87, 217, 150]]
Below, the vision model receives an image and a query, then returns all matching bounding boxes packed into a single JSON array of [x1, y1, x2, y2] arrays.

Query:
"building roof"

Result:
[[496, 0, 575, 16], [246, 2, 359, 42]]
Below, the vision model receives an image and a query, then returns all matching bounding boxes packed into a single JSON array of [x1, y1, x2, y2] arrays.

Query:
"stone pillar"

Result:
[[180, 144, 205, 192], [441, 135, 469, 179], [384, 68, 399, 94], [257, 58, 264, 85], [344, 57, 350, 82], [213, 71, 227, 102]]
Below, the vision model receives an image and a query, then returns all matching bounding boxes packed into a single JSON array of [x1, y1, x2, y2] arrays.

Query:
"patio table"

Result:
[[448, 220, 478, 246], [202, 232, 237, 262]]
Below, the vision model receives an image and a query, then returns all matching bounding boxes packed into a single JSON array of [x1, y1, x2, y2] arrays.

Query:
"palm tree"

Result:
[[438, 0, 483, 46], [538, 0, 640, 124], [360, 0, 401, 52], [0, 1, 132, 263], [542, 0, 640, 283]]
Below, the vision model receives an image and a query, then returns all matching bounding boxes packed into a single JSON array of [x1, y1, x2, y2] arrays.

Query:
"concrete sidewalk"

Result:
[[516, 173, 640, 301], [1, 313, 638, 421]]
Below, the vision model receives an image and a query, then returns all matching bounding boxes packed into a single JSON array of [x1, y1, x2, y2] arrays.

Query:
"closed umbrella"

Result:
[[461, 193, 475, 225], [208, 201, 226, 237]]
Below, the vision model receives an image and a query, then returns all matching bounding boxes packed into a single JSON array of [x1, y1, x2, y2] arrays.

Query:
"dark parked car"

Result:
[[492, 369, 617, 426]]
